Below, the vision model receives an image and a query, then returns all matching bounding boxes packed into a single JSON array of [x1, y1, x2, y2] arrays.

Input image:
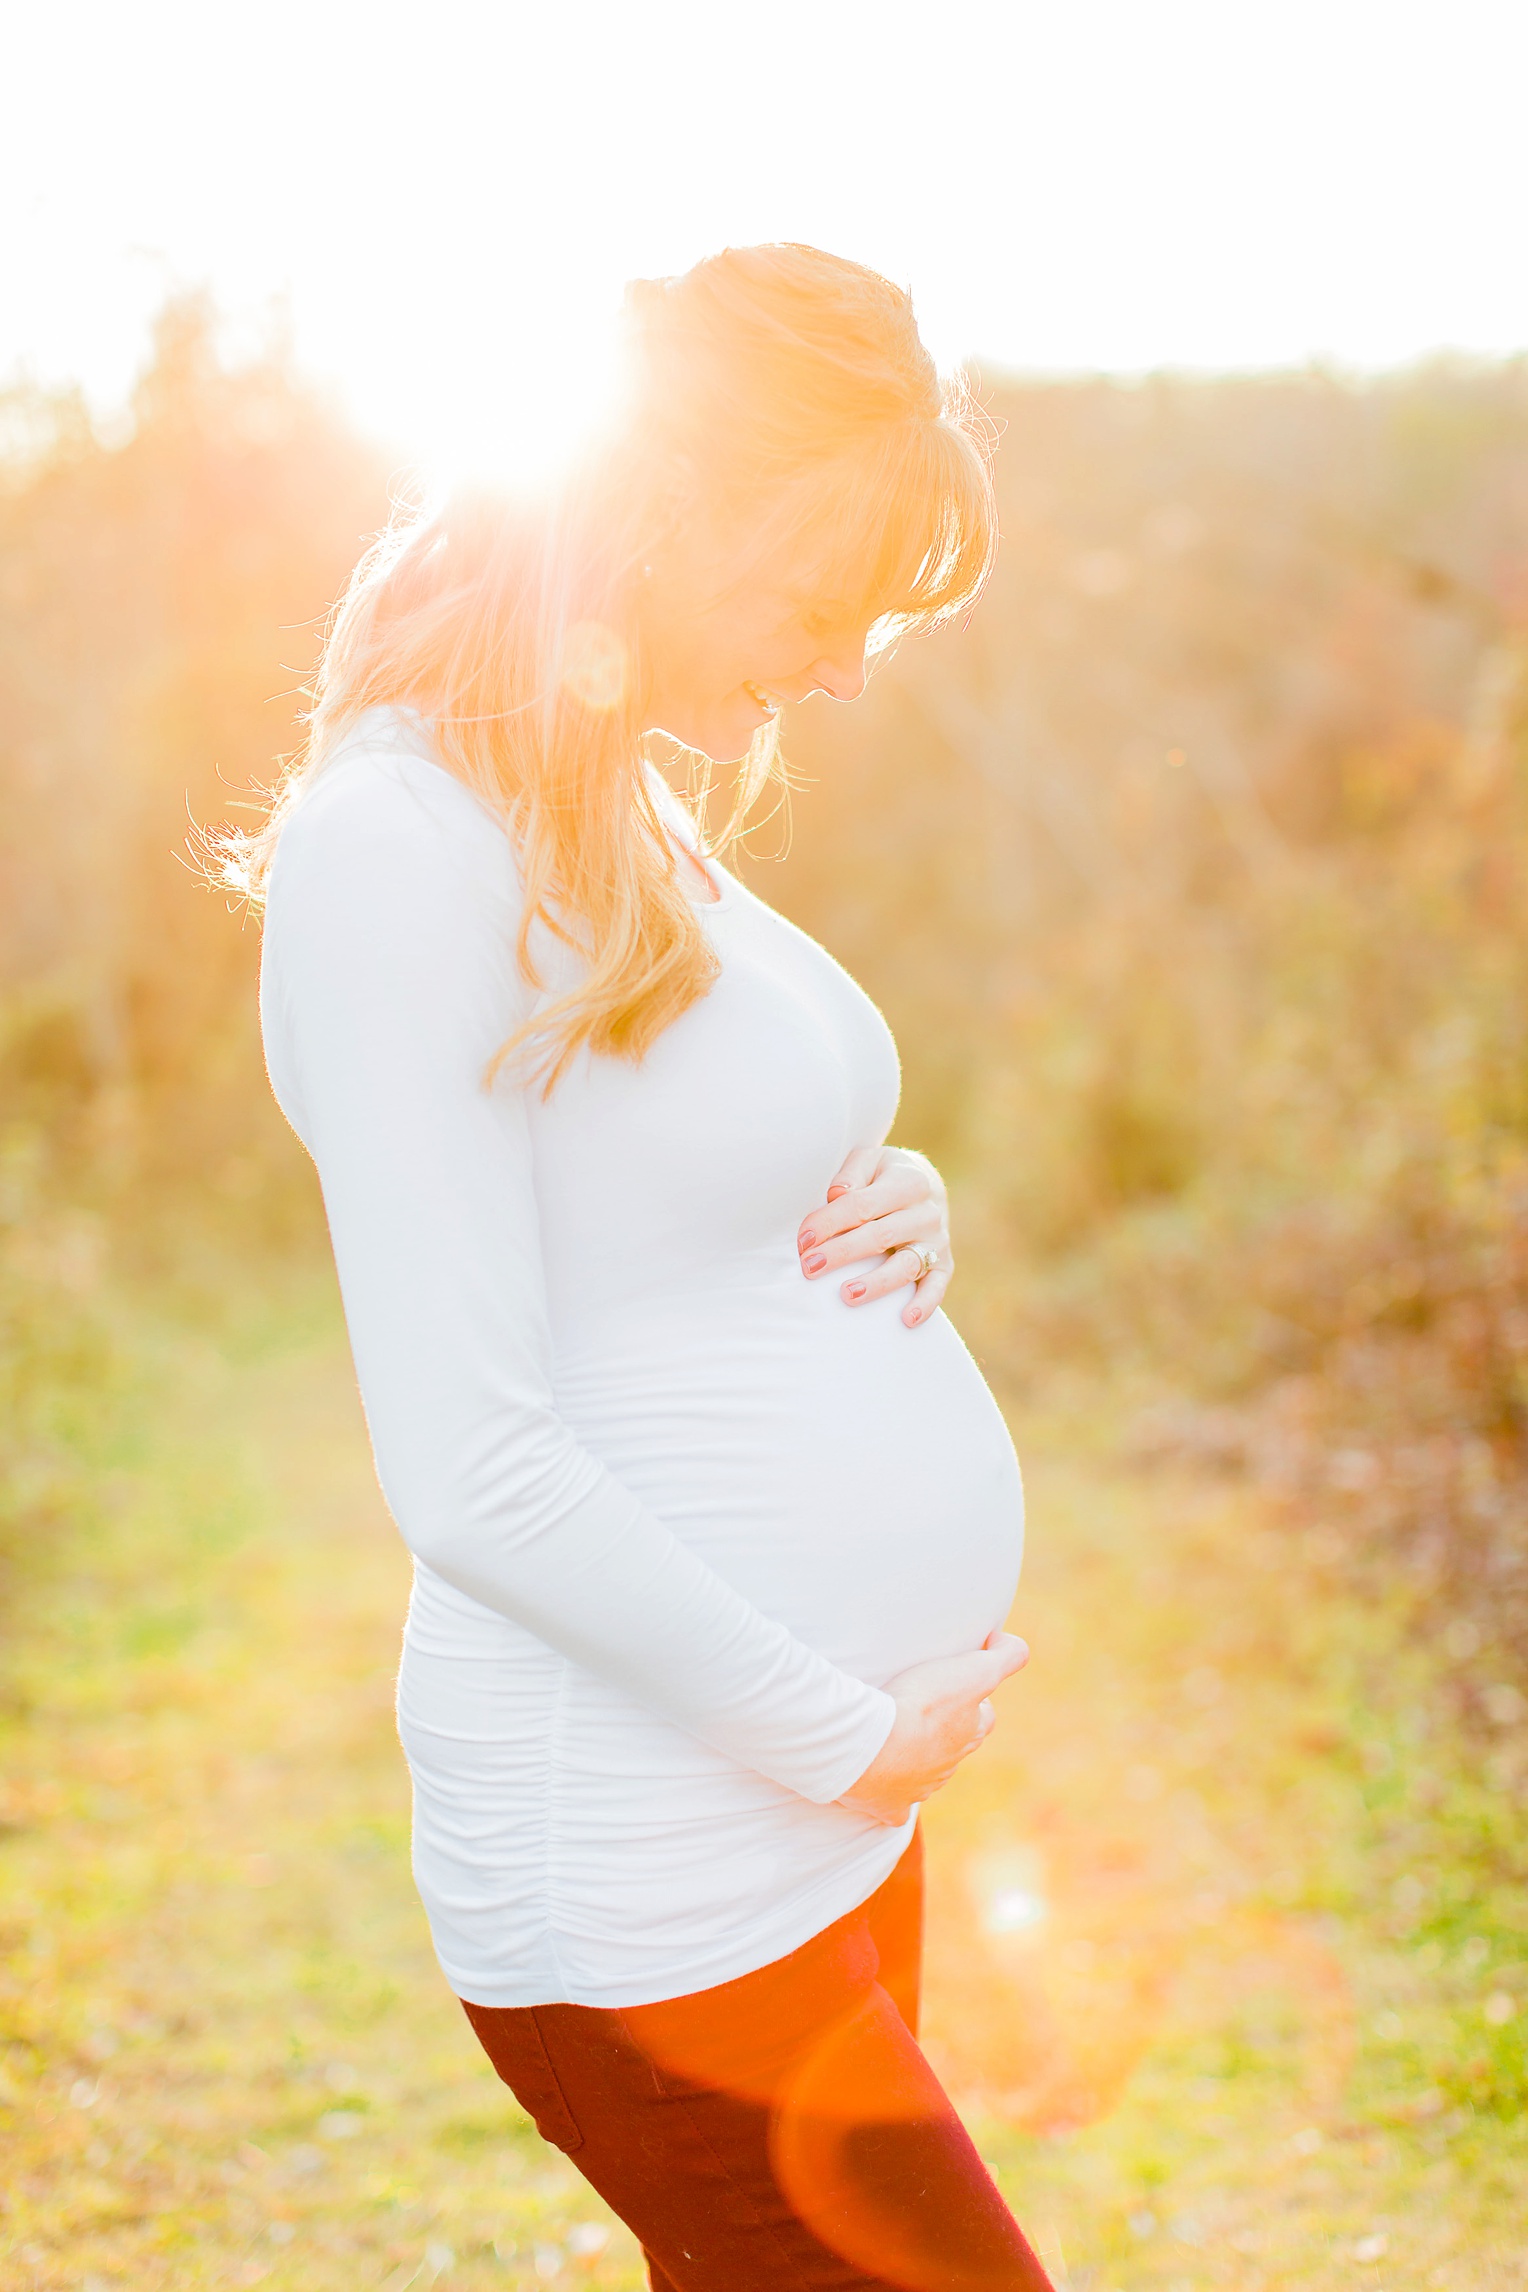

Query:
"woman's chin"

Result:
[[647, 694, 772, 764]]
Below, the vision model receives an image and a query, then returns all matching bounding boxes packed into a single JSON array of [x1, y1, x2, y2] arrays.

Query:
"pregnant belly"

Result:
[[553, 1258, 1025, 1685]]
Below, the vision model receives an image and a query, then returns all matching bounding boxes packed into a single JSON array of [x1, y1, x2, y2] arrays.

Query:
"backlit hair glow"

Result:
[[224, 244, 997, 1090]]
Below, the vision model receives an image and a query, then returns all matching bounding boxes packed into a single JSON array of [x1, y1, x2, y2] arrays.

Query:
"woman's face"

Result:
[[640, 522, 876, 763]]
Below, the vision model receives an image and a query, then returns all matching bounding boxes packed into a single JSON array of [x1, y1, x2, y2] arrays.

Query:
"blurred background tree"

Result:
[[0, 296, 383, 1219], [0, 300, 383, 1594]]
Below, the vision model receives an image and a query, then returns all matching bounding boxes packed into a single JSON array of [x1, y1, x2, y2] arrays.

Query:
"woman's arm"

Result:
[[260, 749, 895, 1807]]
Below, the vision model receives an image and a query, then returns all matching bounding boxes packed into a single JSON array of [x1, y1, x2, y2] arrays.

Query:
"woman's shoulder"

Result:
[[271, 706, 518, 907], [289, 705, 506, 843]]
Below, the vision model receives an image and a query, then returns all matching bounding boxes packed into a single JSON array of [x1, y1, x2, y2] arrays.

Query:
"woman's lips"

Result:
[[743, 681, 783, 716]]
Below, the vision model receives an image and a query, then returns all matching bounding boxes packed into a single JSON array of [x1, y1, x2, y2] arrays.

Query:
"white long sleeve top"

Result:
[[259, 706, 1024, 2007]]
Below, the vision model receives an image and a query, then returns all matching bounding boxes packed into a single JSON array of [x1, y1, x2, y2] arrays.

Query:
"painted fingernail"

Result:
[[804, 1253, 827, 1275], [798, 1231, 817, 1250], [845, 1282, 865, 1301], [906, 1308, 921, 1324]]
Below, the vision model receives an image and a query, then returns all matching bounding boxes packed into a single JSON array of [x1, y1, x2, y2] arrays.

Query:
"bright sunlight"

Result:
[[5, 0, 1528, 482]]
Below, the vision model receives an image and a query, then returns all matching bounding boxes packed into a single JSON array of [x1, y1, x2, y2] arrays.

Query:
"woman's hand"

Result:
[[796, 1144, 952, 1328], [839, 1631, 1030, 1827]]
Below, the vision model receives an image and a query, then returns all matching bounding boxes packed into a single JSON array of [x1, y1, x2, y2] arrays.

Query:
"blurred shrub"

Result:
[[0, 299, 387, 1589], [0, 293, 386, 1227]]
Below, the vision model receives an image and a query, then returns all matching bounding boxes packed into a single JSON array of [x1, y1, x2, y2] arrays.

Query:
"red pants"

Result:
[[461, 1832, 1054, 2292]]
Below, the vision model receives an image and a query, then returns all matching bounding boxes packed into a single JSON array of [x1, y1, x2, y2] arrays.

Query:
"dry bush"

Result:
[[0, 295, 387, 1229], [0, 302, 388, 1585]]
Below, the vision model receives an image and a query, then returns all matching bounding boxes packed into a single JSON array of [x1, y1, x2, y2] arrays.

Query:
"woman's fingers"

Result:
[[901, 1262, 950, 1328], [801, 1210, 940, 1276], [837, 1232, 948, 1321], [933, 1638, 1028, 1761], [945, 1640, 1026, 1718], [845, 1253, 936, 1310], [834, 1241, 945, 1310], [799, 1169, 923, 1256], [798, 1147, 954, 1321], [799, 1156, 951, 1313], [981, 1630, 1031, 1683], [948, 1648, 1023, 1769], [801, 1147, 934, 1246], [841, 1635, 1032, 1819], [823, 1143, 885, 1204]]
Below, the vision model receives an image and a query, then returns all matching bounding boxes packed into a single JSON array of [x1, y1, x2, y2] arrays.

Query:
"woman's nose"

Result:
[[809, 642, 868, 704]]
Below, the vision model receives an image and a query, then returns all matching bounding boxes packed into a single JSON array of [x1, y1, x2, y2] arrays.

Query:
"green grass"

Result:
[[929, 1404, 1528, 2289], [1, 1285, 1526, 2289], [0, 1283, 633, 2291]]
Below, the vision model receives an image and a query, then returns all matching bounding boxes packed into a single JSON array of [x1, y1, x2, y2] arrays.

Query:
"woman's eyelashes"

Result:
[[801, 598, 858, 642]]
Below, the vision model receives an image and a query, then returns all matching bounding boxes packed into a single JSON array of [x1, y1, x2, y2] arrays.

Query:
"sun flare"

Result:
[[386, 294, 626, 492]]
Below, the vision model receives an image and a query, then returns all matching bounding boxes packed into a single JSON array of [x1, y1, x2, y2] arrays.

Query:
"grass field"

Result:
[[2, 1282, 1526, 2290]]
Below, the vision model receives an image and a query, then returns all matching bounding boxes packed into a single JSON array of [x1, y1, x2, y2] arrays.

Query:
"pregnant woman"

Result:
[[249, 245, 1050, 2289]]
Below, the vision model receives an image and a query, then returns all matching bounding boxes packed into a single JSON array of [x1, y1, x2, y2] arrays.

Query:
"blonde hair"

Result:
[[223, 243, 996, 1090]]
